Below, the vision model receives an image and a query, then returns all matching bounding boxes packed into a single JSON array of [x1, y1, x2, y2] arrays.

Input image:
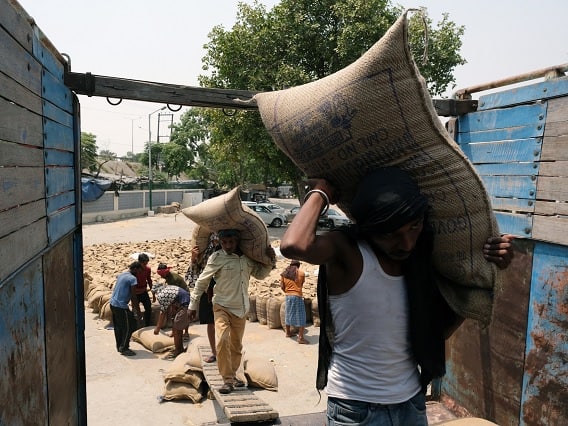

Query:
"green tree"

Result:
[[80, 132, 98, 172], [193, 0, 465, 192]]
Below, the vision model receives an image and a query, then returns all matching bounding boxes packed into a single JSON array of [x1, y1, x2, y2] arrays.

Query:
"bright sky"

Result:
[[18, 0, 568, 157]]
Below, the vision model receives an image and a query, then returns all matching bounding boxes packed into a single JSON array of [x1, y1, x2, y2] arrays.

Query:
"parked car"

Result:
[[243, 203, 287, 228], [286, 206, 331, 227], [321, 208, 351, 228], [257, 202, 286, 215]]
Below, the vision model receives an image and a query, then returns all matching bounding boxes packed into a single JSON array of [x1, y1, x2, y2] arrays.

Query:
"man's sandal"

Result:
[[204, 355, 217, 363], [234, 379, 246, 388], [297, 338, 308, 344], [219, 383, 234, 394]]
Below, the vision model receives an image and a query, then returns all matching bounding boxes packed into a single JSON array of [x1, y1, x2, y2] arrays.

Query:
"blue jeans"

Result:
[[327, 392, 428, 426]]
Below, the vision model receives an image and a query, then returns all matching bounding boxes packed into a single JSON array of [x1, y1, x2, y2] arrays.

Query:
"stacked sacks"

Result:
[[162, 345, 206, 402], [254, 12, 501, 325]]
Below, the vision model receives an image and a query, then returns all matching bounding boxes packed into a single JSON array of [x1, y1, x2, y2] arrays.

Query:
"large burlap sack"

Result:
[[182, 187, 272, 266], [266, 297, 284, 329], [254, 12, 500, 324], [162, 381, 204, 403], [131, 327, 175, 353], [256, 296, 268, 325], [243, 356, 278, 391], [248, 294, 258, 322]]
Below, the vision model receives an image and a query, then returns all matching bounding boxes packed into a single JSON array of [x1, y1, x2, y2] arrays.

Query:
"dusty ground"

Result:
[[82, 204, 457, 425]]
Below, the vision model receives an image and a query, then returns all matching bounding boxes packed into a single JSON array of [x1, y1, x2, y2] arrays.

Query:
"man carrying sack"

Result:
[[188, 229, 275, 394]]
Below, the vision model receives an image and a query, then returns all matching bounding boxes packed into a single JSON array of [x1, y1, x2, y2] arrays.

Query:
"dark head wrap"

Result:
[[351, 167, 429, 234], [281, 260, 300, 280]]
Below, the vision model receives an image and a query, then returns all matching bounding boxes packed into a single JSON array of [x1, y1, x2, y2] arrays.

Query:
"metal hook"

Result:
[[167, 104, 182, 112], [106, 97, 123, 106], [222, 108, 236, 116]]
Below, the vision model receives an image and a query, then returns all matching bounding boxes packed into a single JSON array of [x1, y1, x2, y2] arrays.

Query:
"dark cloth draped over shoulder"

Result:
[[315, 226, 458, 393]]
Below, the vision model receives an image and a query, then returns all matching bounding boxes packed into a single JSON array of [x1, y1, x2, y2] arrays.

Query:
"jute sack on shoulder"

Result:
[[182, 187, 272, 266], [254, 12, 500, 325]]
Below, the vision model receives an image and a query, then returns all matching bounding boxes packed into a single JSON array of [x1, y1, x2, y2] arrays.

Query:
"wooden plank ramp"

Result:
[[198, 345, 279, 423]]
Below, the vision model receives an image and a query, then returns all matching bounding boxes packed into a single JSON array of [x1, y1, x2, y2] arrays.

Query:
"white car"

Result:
[[257, 202, 286, 215], [243, 203, 287, 228], [320, 208, 351, 228]]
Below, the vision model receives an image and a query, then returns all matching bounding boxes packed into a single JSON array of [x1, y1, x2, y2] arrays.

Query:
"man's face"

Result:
[[220, 236, 239, 255], [368, 217, 424, 262]]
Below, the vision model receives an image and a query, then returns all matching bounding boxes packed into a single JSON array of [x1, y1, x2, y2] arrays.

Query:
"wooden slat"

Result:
[[0, 97, 43, 146], [475, 162, 540, 176], [534, 200, 568, 216], [46, 191, 75, 215], [45, 167, 74, 197], [0, 139, 43, 166], [490, 197, 535, 214], [0, 25, 42, 96], [478, 77, 568, 110], [0, 200, 45, 239], [457, 124, 543, 144], [0, 70, 42, 114], [0, 218, 47, 282], [44, 118, 74, 151], [461, 139, 542, 164], [539, 161, 568, 177], [480, 175, 537, 199], [495, 212, 533, 237], [536, 176, 568, 201], [0, 167, 44, 211], [545, 96, 568, 124], [0, 0, 34, 54], [198, 345, 279, 423], [541, 135, 568, 160], [47, 206, 76, 244], [543, 121, 568, 138], [458, 104, 546, 133], [43, 69, 73, 114]]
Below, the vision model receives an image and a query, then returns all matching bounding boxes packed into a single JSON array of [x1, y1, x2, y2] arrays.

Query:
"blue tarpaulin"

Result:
[[81, 177, 112, 202]]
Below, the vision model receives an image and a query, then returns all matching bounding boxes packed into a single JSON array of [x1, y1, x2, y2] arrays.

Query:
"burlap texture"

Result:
[[182, 187, 272, 266], [254, 12, 500, 324]]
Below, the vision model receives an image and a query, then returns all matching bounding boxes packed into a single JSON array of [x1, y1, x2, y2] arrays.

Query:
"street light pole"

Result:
[[148, 106, 166, 213]]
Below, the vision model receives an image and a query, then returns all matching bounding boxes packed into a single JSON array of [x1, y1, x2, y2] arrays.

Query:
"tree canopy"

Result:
[[173, 0, 466, 192]]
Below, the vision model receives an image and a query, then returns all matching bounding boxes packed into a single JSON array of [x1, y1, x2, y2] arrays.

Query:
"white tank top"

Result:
[[325, 240, 421, 404]]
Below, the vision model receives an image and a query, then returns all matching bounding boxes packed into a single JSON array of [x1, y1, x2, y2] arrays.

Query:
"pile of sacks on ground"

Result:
[[83, 238, 319, 327]]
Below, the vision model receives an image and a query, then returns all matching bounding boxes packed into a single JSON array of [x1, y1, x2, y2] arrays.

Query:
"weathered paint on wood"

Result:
[[520, 242, 568, 425], [0, 1, 85, 424], [0, 219, 48, 283], [443, 239, 534, 425], [0, 167, 45, 211], [494, 212, 533, 238], [47, 206, 76, 244], [44, 237, 80, 426], [478, 76, 568, 111], [456, 123, 543, 144], [0, 97, 43, 145], [460, 139, 542, 164], [458, 103, 546, 133], [0, 24, 42, 95], [479, 175, 537, 200], [0, 259, 49, 423]]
